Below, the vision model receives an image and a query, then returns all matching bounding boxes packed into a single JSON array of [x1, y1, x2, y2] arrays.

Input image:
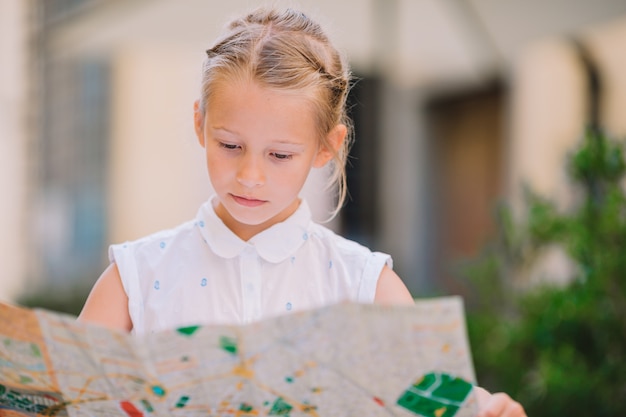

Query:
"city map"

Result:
[[0, 297, 478, 417]]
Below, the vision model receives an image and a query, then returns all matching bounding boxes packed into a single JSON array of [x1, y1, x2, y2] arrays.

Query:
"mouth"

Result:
[[230, 194, 267, 207]]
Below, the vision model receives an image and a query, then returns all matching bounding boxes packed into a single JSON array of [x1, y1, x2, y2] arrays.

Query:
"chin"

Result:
[[230, 210, 274, 227]]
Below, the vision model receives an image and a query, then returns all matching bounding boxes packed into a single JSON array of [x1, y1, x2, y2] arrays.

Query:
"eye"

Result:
[[219, 142, 240, 150], [271, 152, 293, 161]]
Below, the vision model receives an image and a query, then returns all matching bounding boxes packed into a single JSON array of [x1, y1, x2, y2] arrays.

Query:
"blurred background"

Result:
[[3, 0, 625, 305], [2, 0, 626, 413]]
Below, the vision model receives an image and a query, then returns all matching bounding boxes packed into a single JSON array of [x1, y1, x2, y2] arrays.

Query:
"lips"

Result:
[[231, 194, 267, 207]]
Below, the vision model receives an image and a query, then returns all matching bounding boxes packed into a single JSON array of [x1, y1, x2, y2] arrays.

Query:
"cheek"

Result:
[[205, 152, 231, 181], [275, 161, 313, 189]]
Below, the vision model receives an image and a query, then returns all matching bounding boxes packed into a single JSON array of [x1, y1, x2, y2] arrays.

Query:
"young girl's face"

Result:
[[194, 79, 342, 240]]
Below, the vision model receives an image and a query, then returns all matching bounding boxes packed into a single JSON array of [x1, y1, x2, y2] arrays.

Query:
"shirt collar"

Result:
[[196, 196, 312, 263]]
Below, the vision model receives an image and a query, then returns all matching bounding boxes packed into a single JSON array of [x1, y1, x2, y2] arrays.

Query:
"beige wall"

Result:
[[0, 0, 27, 302], [108, 45, 209, 243], [586, 16, 626, 137], [509, 39, 588, 210], [509, 16, 626, 285], [510, 16, 626, 210]]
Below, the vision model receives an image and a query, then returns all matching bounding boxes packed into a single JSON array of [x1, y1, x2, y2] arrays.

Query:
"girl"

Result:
[[79, 7, 526, 416]]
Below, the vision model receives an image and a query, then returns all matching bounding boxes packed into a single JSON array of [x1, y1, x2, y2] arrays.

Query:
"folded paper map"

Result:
[[0, 297, 478, 417]]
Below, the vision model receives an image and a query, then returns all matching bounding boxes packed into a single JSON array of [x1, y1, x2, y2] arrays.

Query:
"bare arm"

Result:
[[374, 265, 414, 305], [78, 263, 133, 332]]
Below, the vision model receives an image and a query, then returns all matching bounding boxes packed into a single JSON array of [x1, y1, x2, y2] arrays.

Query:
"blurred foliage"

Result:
[[17, 282, 93, 317], [462, 127, 626, 416]]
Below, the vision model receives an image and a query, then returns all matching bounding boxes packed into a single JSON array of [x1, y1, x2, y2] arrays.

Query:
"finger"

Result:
[[474, 386, 492, 409], [477, 392, 511, 417], [501, 399, 527, 417]]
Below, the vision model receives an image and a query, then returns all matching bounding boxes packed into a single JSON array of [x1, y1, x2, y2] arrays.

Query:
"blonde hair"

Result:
[[198, 7, 353, 219]]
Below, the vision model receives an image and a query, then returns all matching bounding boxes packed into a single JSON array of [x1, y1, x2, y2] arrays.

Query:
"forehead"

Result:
[[206, 79, 320, 142], [208, 75, 316, 111]]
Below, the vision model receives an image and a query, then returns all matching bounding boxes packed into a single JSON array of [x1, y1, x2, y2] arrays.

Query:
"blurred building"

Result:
[[1, 0, 626, 306], [0, 0, 29, 302]]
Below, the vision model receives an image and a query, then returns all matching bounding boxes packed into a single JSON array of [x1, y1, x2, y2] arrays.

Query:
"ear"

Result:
[[313, 124, 347, 168], [193, 100, 206, 147]]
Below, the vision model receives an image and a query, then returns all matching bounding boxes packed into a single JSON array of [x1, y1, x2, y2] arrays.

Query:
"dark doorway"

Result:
[[341, 76, 382, 248], [425, 82, 507, 295]]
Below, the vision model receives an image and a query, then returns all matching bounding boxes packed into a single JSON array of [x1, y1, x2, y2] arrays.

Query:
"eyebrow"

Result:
[[270, 142, 306, 151], [211, 126, 240, 136]]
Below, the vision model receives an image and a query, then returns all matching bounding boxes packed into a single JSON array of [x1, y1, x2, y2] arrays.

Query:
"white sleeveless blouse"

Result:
[[109, 197, 391, 334]]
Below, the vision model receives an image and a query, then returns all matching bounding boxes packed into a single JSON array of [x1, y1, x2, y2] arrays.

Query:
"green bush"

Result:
[[17, 284, 91, 317], [464, 128, 626, 416]]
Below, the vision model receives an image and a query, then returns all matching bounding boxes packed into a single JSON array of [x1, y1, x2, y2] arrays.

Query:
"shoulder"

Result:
[[374, 265, 414, 305], [305, 223, 391, 272], [304, 223, 398, 301], [107, 217, 201, 300], [109, 218, 199, 258], [78, 263, 132, 332], [308, 222, 377, 256], [308, 223, 413, 305]]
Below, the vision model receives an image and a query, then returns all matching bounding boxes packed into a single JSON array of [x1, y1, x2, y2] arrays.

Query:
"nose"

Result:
[[236, 154, 265, 188]]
